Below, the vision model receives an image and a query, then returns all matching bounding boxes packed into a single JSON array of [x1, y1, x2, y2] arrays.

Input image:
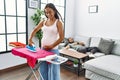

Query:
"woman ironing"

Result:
[[28, 3, 64, 80]]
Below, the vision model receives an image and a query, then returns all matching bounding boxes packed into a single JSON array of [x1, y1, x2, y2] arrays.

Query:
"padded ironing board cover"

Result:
[[12, 48, 54, 68]]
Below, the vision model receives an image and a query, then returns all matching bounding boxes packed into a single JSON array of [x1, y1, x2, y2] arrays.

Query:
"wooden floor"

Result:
[[0, 65, 87, 80]]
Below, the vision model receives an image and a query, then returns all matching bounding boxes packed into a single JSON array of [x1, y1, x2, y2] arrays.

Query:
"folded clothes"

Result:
[[9, 42, 26, 48]]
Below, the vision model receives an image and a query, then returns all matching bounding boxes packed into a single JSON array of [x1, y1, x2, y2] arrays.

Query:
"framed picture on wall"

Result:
[[28, 0, 39, 9], [89, 5, 98, 13]]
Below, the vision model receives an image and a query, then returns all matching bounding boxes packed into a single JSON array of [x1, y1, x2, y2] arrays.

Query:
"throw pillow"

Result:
[[98, 38, 114, 55]]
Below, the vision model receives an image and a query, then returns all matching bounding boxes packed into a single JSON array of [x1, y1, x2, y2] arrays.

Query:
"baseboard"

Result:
[[0, 63, 28, 74]]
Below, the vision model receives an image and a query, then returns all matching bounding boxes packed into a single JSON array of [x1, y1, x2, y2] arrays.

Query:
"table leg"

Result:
[[78, 59, 81, 76]]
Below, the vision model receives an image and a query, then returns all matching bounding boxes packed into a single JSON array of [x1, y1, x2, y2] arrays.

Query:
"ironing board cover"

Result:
[[12, 48, 54, 68]]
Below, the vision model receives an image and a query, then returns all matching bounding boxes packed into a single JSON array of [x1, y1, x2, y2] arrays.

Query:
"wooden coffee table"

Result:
[[59, 48, 88, 76]]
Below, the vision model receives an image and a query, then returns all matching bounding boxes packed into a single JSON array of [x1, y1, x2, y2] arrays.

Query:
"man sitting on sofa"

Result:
[[64, 37, 101, 58], [64, 37, 100, 52]]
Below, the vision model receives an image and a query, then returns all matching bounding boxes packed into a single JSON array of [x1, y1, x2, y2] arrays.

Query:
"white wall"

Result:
[[28, 9, 40, 48], [0, 52, 26, 70], [74, 0, 120, 39], [64, 0, 75, 38]]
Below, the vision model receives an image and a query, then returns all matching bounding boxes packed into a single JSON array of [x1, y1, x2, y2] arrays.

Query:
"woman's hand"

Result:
[[43, 45, 53, 50], [28, 39, 34, 46]]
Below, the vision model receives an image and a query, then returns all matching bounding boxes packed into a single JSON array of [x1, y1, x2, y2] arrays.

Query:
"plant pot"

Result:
[[73, 64, 78, 67]]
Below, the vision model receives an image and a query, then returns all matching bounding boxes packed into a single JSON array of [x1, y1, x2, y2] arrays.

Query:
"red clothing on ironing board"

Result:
[[12, 48, 54, 68]]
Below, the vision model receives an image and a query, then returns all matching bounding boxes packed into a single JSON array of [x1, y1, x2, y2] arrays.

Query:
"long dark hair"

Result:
[[44, 3, 63, 22]]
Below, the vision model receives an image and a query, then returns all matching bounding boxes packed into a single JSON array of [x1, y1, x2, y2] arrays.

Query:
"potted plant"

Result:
[[31, 9, 44, 47], [73, 59, 78, 67]]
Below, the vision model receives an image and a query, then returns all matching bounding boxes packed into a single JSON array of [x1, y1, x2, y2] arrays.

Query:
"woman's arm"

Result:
[[53, 20, 64, 47], [28, 20, 44, 45]]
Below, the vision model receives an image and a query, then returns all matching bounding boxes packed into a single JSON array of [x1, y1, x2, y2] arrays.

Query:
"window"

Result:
[[40, 0, 66, 23], [0, 0, 27, 53]]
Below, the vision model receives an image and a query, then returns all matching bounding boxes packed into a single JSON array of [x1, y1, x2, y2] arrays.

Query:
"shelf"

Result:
[[61, 60, 81, 74]]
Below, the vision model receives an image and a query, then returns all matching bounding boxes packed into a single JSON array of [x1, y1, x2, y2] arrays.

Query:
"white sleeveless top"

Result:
[[41, 19, 59, 49]]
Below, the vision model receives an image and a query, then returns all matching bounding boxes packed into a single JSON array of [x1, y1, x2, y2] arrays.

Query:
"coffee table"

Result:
[[59, 48, 88, 76]]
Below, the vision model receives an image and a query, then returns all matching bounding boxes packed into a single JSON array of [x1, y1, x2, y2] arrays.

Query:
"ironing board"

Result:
[[11, 48, 68, 80], [12, 48, 55, 80]]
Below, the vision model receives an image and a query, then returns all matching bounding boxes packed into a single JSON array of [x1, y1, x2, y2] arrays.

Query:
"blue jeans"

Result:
[[39, 49, 60, 80]]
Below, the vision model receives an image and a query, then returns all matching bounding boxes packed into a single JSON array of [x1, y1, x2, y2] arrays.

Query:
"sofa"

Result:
[[59, 35, 120, 80]]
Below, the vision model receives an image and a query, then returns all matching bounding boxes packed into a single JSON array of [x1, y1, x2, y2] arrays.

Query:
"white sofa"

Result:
[[83, 37, 120, 80], [59, 35, 120, 80]]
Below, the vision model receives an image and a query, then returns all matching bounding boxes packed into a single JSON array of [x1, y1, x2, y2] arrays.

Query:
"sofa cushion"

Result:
[[74, 35, 91, 47], [93, 52, 105, 58], [86, 70, 113, 80], [98, 38, 114, 55], [89, 37, 101, 47], [111, 39, 120, 56], [86, 52, 105, 58], [84, 55, 120, 80]]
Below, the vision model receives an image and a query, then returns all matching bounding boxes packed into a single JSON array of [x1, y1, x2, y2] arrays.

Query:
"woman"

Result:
[[28, 3, 64, 80]]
